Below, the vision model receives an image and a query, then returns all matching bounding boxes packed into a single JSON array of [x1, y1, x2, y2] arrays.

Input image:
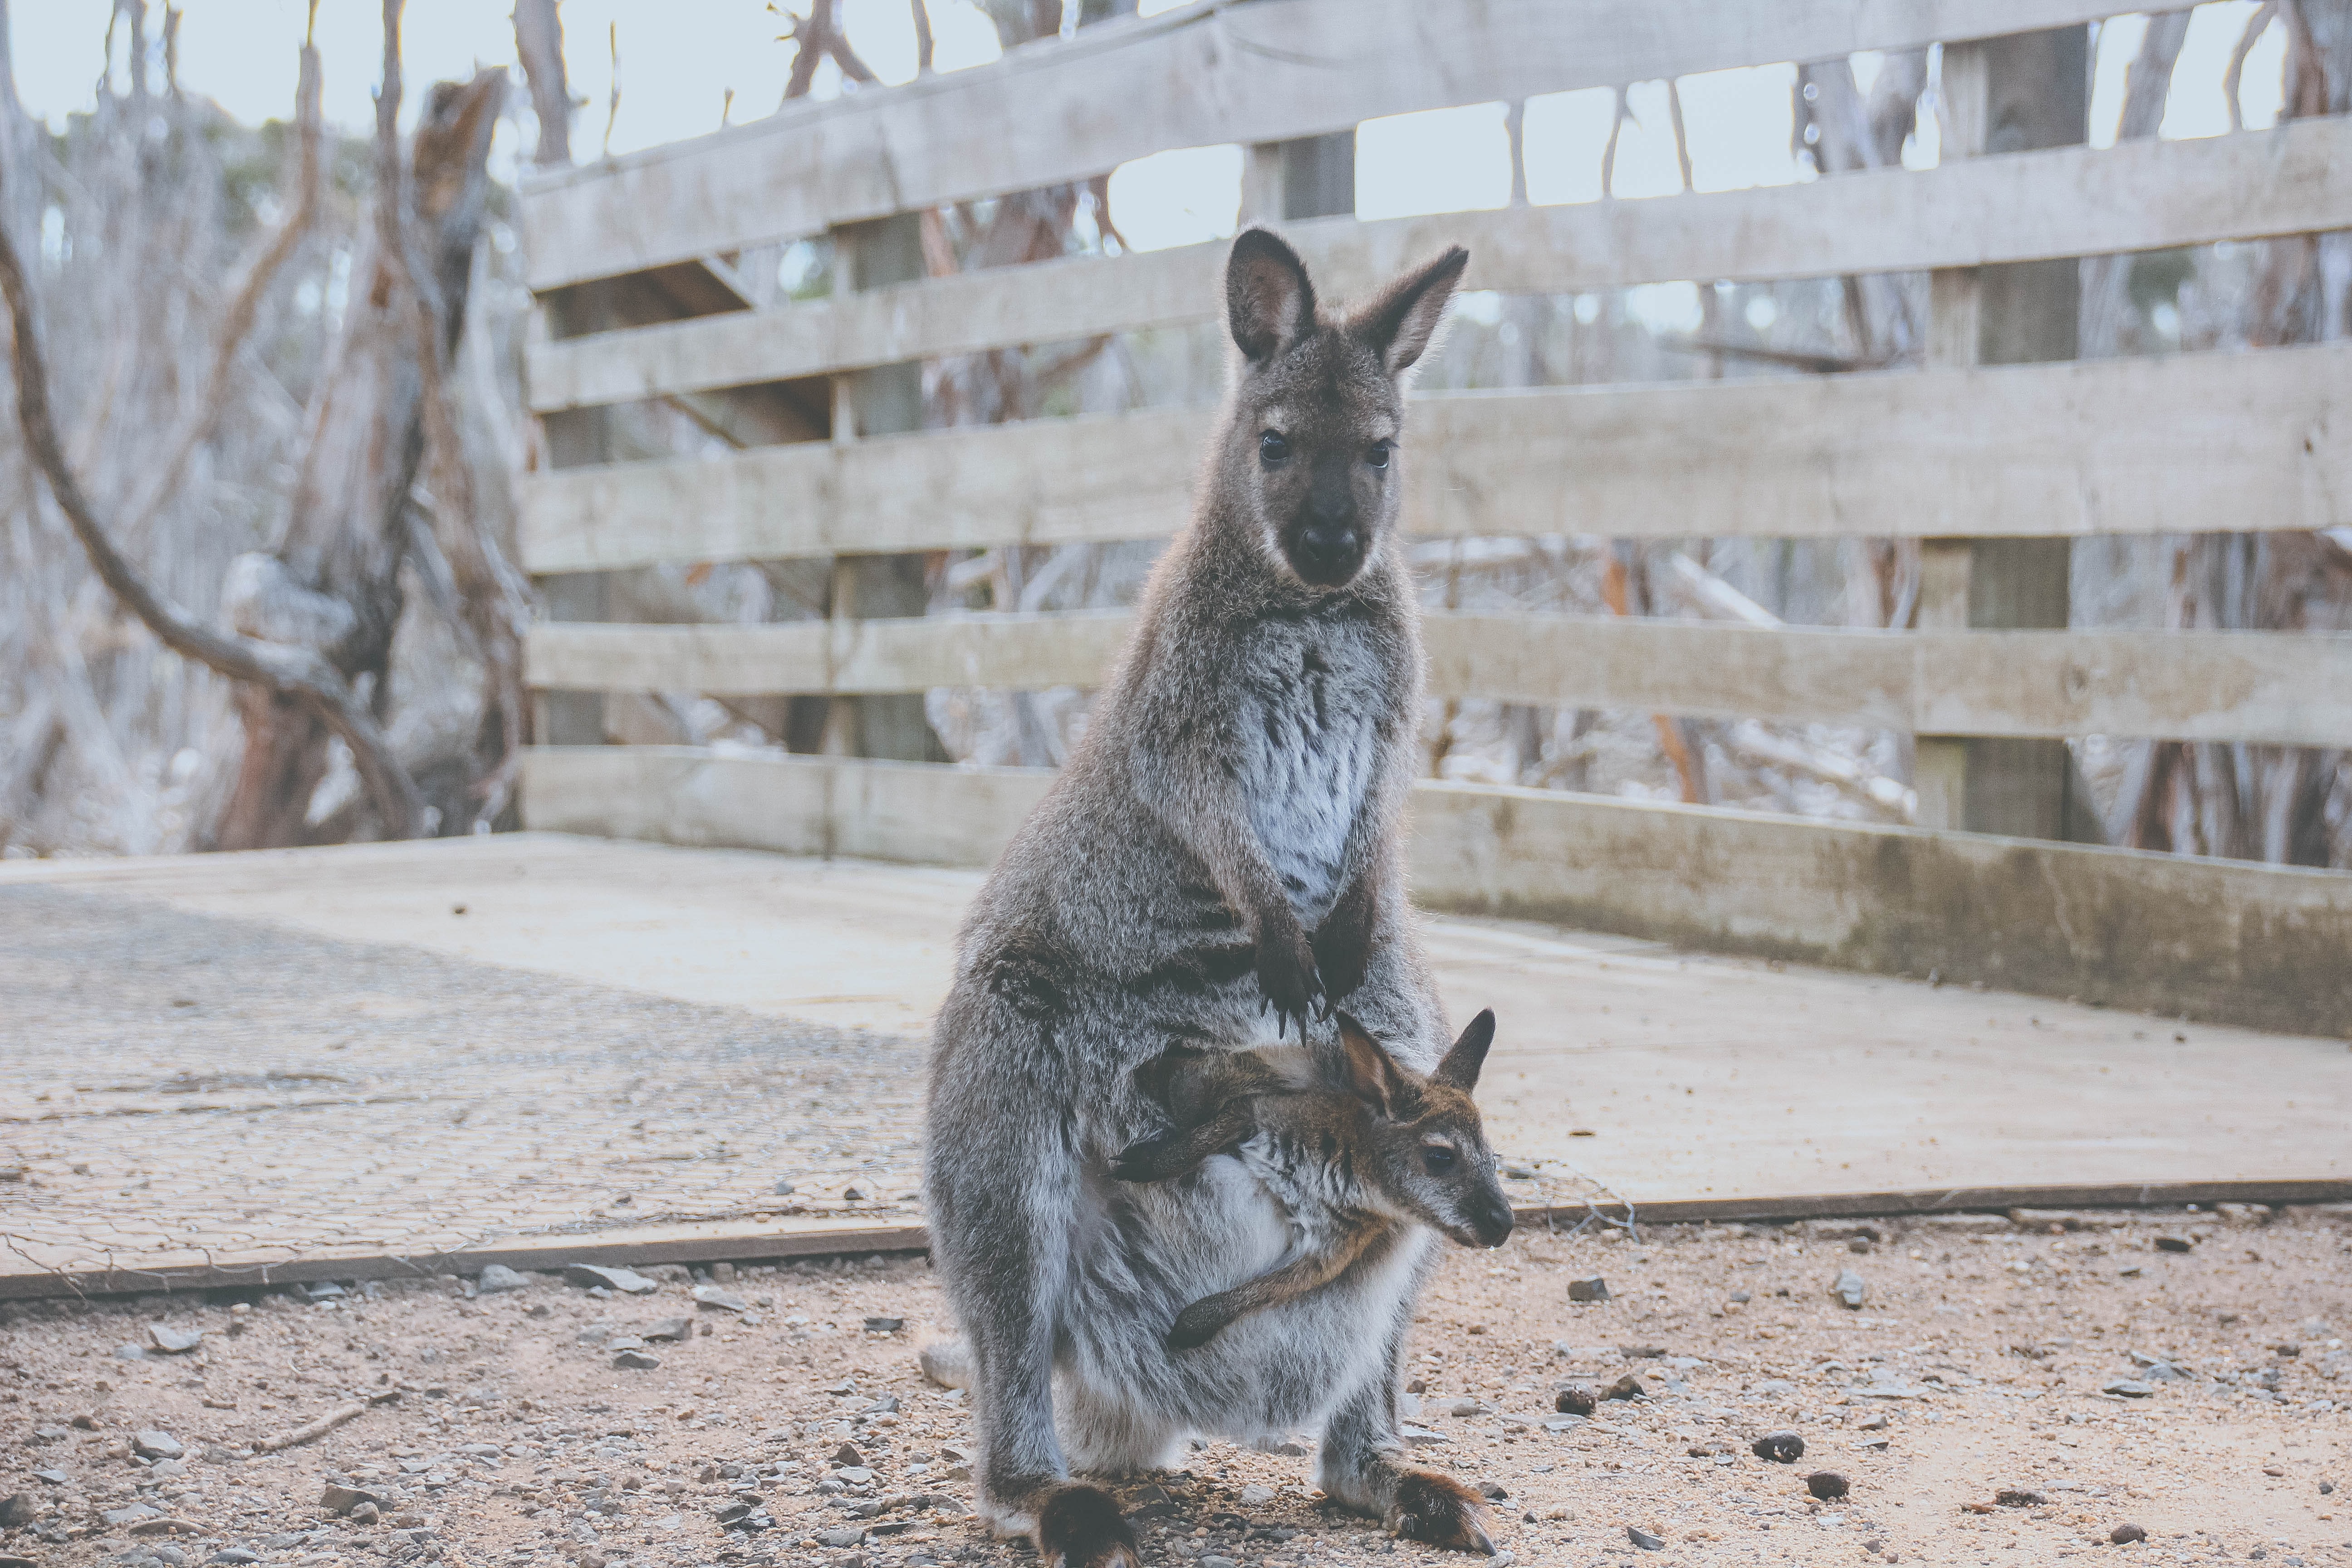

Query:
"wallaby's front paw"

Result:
[[1253, 916, 1325, 1039], [1387, 1470, 1497, 1556], [1109, 1137, 1176, 1183], [1036, 1483, 1142, 1568], [1311, 877, 1377, 1001]]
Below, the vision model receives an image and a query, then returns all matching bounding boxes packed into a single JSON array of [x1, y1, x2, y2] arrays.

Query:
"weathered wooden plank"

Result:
[[526, 613, 2352, 748], [516, 748, 2352, 1038], [520, 341, 2352, 572], [519, 0, 2121, 294], [529, 115, 2352, 410]]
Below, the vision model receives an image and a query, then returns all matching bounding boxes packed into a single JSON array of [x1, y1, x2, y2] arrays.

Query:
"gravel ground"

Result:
[[3, 1207, 2347, 1568]]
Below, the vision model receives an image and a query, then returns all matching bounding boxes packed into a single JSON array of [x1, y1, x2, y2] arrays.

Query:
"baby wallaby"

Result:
[[1114, 1009, 1514, 1350]]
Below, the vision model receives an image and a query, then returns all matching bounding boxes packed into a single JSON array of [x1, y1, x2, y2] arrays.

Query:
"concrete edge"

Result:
[[9, 1179, 2346, 1303]]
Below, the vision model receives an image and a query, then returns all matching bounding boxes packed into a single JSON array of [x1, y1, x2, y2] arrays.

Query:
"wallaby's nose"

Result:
[[1298, 520, 1357, 566]]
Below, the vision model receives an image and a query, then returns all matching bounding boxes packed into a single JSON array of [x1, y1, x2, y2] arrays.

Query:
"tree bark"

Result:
[[214, 10, 503, 850]]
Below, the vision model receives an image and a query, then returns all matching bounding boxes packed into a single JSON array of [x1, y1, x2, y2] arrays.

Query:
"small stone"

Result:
[[2101, 1379, 2155, 1398], [1628, 1525, 1665, 1550], [320, 1483, 382, 1516], [1503, 1162, 1538, 1180], [128, 1517, 200, 1538], [1274, 1439, 1309, 1457], [30, 1468, 66, 1485], [347, 1500, 380, 1525], [1847, 1237, 1872, 1254], [642, 1318, 693, 1342], [1995, 1489, 2047, 1508], [2153, 1236, 2194, 1253], [772, 1176, 795, 1196], [1398, 1422, 1449, 1446], [133, 1430, 185, 1460], [817, 1528, 867, 1548], [836, 1466, 875, 1484], [917, 1342, 971, 1389], [103, 1502, 163, 1526], [1199, 1558, 1240, 1568], [690, 1284, 750, 1312], [0, 1495, 30, 1527], [475, 1264, 531, 1294], [114, 1342, 150, 1360], [604, 1336, 647, 1352], [612, 1349, 661, 1370], [209, 1551, 263, 1565], [1833, 1269, 1868, 1309], [832, 1443, 865, 1467], [148, 1324, 203, 1354], [2111, 1524, 2148, 1544], [863, 1316, 906, 1334], [1239, 1483, 1275, 1505], [1752, 1432, 1805, 1464], [564, 1264, 660, 1294], [1555, 1386, 1597, 1416], [1567, 1278, 1612, 1303], [1601, 1374, 1646, 1402], [1441, 1397, 1493, 1417], [1728, 1290, 1752, 1304], [1477, 1480, 1509, 1500], [1806, 1472, 1849, 1501], [300, 1280, 347, 1300]]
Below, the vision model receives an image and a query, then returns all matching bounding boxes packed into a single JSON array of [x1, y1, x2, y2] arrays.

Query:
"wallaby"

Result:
[[925, 228, 1483, 1568], [1114, 1009, 1514, 1352]]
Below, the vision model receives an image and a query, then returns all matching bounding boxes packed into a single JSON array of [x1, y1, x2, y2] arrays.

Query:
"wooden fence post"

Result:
[[1915, 28, 2101, 841], [1244, 131, 1355, 223], [829, 212, 947, 763]]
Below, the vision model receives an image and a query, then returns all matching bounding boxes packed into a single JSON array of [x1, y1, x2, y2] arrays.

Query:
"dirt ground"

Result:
[[3, 1207, 2347, 1568]]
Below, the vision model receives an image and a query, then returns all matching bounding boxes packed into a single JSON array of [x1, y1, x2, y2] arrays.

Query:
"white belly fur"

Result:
[[1242, 698, 1377, 923]]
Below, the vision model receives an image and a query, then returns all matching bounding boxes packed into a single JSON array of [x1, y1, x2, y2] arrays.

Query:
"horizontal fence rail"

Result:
[[518, 0, 2123, 294], [517, 748, 2352, 1040], [525, 614, 2352, 748], [519, 340, 2352, 573], [529, 113, 2352, 411]]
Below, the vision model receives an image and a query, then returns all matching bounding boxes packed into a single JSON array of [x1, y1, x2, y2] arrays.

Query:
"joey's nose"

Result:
[[1473, 1191, 1515, 1248]]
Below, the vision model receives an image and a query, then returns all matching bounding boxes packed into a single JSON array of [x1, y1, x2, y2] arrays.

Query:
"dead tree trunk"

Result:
[[214, 28, 502, 850]]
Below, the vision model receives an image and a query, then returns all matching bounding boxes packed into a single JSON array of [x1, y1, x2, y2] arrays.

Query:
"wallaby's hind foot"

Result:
[[1035, 1482, 1141, 1568], [1388, 1470, 1497, 1556], [1165, 1290, 1246, 1351]]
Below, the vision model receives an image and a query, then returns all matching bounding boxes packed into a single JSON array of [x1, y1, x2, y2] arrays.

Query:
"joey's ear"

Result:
[[1227, 227, 1317, 363], [1349, 244, 1469, 377], [1334, 1009, 1410, 1119], [1434, 1008, 1495, 1093]]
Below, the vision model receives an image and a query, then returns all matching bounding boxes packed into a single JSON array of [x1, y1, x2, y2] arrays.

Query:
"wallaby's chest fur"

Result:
[[1234, 619, 1390, 923]]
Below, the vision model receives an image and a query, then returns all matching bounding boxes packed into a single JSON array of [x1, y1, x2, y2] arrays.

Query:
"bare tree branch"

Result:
[[0, 167, 425, 838], [513, 0, 573, 166]]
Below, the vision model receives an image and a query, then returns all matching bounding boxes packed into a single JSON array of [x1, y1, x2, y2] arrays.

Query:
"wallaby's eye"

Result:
[[1259, 430, 1291, 466], [1367, 439, 1395, 470], [1421, 1144, 1459, 1176]]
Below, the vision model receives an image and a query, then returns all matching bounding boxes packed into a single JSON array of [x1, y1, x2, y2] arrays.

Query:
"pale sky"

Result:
[[5, 1, 2290, 262]]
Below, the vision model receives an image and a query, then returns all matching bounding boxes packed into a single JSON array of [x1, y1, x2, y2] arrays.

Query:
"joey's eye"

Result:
[[1421, 1145, 1458, 1176], [1259, 430, 1291, 466], [1367, 439, 1395, 470]]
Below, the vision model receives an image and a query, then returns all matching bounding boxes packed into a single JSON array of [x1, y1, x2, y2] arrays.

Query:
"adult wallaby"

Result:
[[925, 229, 1478, 1568], [1113, 1009, 1514, 1352]]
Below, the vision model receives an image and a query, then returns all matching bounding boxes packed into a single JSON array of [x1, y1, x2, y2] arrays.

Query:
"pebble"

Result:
[[1554, 1386, 1597, 1416], [612, 1350, 662, 1370], [773, 1177, 795, 1195], [132, 1431, 184, 1460], [1806, 1471, 1850, 1501], [147, 1325, 203, 1354], [1627, 1525, 1665, 1550], [1239, 1484, 1275, 1505], [690, 1284, 750, 1312], [1600, 1374, 1646, 1402], [2111, 1524, 2148, 1544], [1751, 1432, 1805, 1464], [320, 1484, 382, 1516], [475, 1264, 532, 1294], [208, 1552, 262, 1565], [113, 1343, 149, 1360], [863, 1316, 905, 1333], [1833, 1269, 1868, 1309], [0, 1495, 29, 1528], [1198, 1558, 1240, 1568], [1441, 1397, 1493, 1417], [2102, 1379, 2155, 1398], [1995, 1489, 2048, 1508], [917, 1342, 972, 1389], [565, 1264, 659, 1294], [2154, 1236, 2194, 1253], [30, 1468, 66, 1485], [1568, 1277, 1612, 1303], [1477, 1481, 1509, 1500], [642, 1318, 693, 1342], [832, 1443, 866, 1467], [816, 1527, 866, 1548]]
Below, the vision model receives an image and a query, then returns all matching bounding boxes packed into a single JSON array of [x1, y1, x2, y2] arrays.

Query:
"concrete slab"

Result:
[[8, 833, 2346, 1214]]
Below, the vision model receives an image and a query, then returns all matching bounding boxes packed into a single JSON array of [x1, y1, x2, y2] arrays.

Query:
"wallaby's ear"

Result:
[[1349, 244, 1469, 377], [1434, 1008, 1495, 1093], [1333, 1010, 1409, 1119], [1227, 227, 1317, 363]]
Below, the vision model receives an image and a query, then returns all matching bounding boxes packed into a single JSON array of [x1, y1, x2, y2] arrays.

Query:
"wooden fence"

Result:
[[513, 0, 2352, 1036]]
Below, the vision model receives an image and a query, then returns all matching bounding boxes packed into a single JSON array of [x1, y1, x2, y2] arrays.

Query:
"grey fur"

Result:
[[923, 229, 1480, 1564]]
